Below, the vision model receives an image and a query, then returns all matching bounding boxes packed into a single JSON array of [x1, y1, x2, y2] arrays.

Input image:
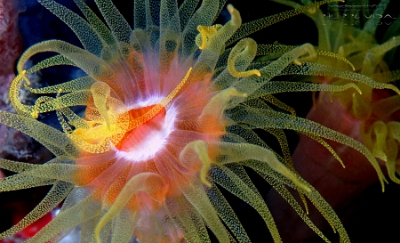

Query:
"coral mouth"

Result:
[[115, 100, 177, 162]]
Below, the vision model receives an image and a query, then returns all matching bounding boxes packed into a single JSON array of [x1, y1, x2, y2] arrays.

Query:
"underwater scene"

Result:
[[0, 0, 399, 242]]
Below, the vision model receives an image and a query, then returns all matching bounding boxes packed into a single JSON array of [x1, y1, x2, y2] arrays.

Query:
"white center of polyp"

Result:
[[114, 97, 177, 162]]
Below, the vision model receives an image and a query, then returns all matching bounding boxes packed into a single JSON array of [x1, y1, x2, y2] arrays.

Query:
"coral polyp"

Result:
[[0, 0, 397, 242], [264, 0, 400, 241]]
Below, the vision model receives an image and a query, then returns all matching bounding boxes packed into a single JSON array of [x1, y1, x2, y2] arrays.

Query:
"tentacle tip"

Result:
[[246, 70, 261, 77], [226, 3, 241, 26], [353, 86, 362, 95], [296, 180, 311, 193], [227, 4, 234, 14], [202, 178, 212, 187], [293, 60, 302, 66], [303, 185, 311, 193], [31, 111, 39, 119], [380, 176, 389, 192], [394, 88, 400, 96], [229, 88, 247, 98]]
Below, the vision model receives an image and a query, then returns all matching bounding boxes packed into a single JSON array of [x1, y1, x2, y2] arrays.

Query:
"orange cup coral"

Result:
[[0, 0, 397, 242]]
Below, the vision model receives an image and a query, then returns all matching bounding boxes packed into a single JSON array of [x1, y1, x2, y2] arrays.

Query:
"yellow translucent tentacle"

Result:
[[25, 76, 94, 94], [196, 4, 241, 57], [196, 24, 222, 50], [9, 70, 31, 116], [0, 158, 38, 172], [37, 0, 103, 55], [263, 128, 310, 214], [281, 62, 400, 95], [93, 0, 132, 44], [213, 141, 310, 192], [256, 44, 355, 70], [91, 82, 112, 129], [237, 107, 388, 191], [0, 111, 78, 157], [372, 95, 400, 120], [227, 38, 261, 78], [95, 173, 163, 243], [227, 0, 344, 46], [261, 95, 296, 116], [73, 0, 116, 46], [258, 172, 330, 242], [245, 161, 350, 242], [362, 121, 400, 184], [181, 0, 219, 56], [233, 44, 317, 98], [373, 69, 400, 83], [30, 91, 91, 119], [0, 181, 73, 239], [25, 55, 75, 74], [207, 185, 251, 243], [179, 179, 231, 243], [210, 166, 282, 243], [165, 196, 211, 243], [251, 82, 362, 100], [315, 49, 355, 71], [110, 208, 138, 243], [179, 140, 213, 187], [25, 190, 102, 243], [200, 87, 247, 124], [17, 40, 113, 81], [307, 133, 345, 168]]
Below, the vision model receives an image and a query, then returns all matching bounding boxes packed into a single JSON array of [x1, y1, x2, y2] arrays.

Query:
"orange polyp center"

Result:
[[73, 67, 221, 217], [115, 105, 166, 150]]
